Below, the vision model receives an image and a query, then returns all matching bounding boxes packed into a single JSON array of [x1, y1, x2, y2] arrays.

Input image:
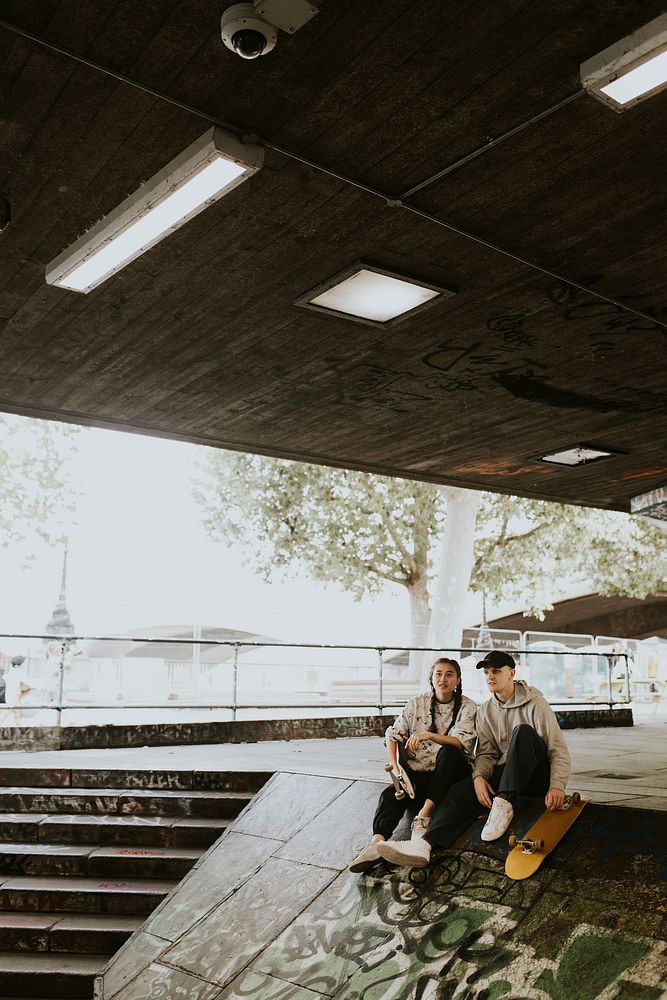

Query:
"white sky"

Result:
[[3, 419, 601, 650], [1, 424, 431, 646]]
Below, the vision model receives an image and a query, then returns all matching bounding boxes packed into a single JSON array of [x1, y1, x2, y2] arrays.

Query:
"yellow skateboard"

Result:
[[505, 793, 588, 880]]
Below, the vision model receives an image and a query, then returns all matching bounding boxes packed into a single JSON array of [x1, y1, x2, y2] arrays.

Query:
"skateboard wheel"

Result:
[[384, 763, 393, 772], [509, 834, 518, 847], [571, 792, 581, 803], [534, 838, 544, 850], [395, 789, 405, 800]]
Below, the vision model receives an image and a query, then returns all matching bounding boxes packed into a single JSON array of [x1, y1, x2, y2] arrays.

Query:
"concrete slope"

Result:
[[96, 771, 667, 999]]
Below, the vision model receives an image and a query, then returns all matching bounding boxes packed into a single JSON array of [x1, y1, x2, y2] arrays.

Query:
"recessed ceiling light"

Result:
[[46, 127, 264, 293], [538, 445, 618, 467], [581, 13, 667, 111], [294, 261, 456, 327]]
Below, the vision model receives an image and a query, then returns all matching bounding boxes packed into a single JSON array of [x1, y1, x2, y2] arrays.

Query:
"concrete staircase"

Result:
[[0, 765, 270, 998]]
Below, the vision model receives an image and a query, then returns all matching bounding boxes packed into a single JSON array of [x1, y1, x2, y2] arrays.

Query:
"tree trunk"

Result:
[[424, 486, 482, 685], [407, 576, 431, 680]]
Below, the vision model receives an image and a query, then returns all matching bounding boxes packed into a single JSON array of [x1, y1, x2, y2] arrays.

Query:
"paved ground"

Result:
[[1, 706, 665, 810], [97, 768, 667, 999], [1, 707, 663, 999]]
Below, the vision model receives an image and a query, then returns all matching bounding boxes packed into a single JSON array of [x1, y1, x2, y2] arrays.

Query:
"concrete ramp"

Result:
[[96, 772, 667, 999]]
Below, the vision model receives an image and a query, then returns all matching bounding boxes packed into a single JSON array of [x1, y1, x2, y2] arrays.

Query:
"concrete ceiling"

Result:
[[1, 0, 666, 511], [489, 593, 667, 640]]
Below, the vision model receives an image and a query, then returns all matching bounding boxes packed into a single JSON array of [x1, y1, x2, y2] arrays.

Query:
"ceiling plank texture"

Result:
[[0, 0, 666, 510]]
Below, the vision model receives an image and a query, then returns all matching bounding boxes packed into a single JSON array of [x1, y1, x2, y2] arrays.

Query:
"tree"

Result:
[[428, 486, 481, 652], [194, 451, 666, 651], [195, 452, 442, 648], [0, 413, 82, 559], [472, 495, 666, 614]]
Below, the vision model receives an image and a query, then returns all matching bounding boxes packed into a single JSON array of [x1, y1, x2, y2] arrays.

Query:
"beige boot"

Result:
[[376, 816, 431, 868], [349, 840, 382, 873]]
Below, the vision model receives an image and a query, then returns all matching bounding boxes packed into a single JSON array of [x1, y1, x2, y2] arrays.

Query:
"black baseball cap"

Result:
[[475, 650, 516, 670]]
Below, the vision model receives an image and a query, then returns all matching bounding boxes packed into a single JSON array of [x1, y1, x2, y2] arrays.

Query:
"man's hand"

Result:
[[474, 776, 495, 809], [545, 788, 565, 810], [405, 732, 430, 753]]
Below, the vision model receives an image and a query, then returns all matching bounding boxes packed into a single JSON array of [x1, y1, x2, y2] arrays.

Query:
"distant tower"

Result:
[[476, 591, 492, 649], [44, 543, 75, 637]]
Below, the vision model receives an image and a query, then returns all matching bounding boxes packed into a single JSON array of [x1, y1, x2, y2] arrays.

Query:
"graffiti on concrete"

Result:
[[326, 277, 666, 422], [250, 851, 667, 1000]]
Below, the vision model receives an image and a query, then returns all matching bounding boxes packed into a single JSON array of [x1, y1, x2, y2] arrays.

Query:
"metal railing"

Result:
[[0, 631, 633, 727]]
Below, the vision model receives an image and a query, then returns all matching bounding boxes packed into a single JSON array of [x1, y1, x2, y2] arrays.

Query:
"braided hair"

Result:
[[428, 657, 463, 735]]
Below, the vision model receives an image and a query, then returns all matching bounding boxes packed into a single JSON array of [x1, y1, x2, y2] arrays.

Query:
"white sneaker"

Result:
[[349, 840, 382, 873], [376, 835, 431, 868], [481, 796, 514, 842]]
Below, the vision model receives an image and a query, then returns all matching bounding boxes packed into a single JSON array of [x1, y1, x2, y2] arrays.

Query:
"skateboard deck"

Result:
[[384, 762, 415, 800], [505, 793, 588, 880]]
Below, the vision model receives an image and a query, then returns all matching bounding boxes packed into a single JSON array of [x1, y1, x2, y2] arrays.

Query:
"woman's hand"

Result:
[[405, 731, 431, 753], [474, 776, 495, 809], [545, 788, 565, 810]]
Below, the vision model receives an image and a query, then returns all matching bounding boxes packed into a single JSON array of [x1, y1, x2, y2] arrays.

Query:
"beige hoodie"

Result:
[[471, 680, 571, 792]]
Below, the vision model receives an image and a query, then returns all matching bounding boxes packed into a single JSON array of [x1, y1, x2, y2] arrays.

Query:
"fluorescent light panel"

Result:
[[46, 127, 264, 293], [581, 13, 667, 110], [600, 48, 667, 104], [295, 262, 455, 327], [539, 445, 615, 467]]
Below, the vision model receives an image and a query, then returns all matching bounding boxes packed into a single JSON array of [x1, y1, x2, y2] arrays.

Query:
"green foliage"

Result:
[[572, 507, 666, 600], [473, 495, 665, 615], [472, 496, 587, 616], [0, 414, 81, 554], [194, 451, 666, 617], [195, 451, 441, 598]]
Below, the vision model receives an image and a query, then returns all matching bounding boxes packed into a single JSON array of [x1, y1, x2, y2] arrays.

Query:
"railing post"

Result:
[[56, 640, 67, 729], [232, 643, 239, 721], [377, 647, 385, 716], [519, 630, 527, 677], [624, 653, 631, 703]]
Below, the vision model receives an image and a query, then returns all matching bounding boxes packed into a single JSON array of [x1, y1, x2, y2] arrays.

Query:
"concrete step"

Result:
[[0, 811, 230, 848], [0, 841, 202, 879], [0, 816, 47, 844], [0, 875, 176, 916], [70, 768, 272, 792], [87, 844, 202, 878], [0, 786, 252, 818], [0, 951, 105, 997], [0, 767, 271, 793], [0, 769, 70, 790], [59, 813, 230, 848], [49, 913, 142, 954], [169, 816, 231, 847], [0, 911, 141, 953], [0, 843, 93, 878], [0, 766, 261, 998]]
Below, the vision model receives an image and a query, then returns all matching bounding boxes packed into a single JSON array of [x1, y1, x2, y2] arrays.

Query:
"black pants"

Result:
[[373, 743, 471, 840], [426, 724, 550, 849]]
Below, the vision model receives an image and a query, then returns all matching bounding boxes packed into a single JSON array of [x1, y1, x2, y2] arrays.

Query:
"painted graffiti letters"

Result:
[[344, 364, 434, 413], [546, 279, 667, 345], [486, 313, 536, 351], [422, 339, 484, 373]]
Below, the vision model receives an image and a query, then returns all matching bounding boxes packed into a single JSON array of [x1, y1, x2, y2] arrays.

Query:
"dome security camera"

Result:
[[221, 3, 277, 59]]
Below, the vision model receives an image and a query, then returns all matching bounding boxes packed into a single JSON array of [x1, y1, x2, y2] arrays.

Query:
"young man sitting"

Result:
[[378, 649, 571, 867]]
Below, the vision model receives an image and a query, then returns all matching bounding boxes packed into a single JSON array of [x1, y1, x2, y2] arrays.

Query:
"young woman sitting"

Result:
[[349, 657, 477, 872]]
